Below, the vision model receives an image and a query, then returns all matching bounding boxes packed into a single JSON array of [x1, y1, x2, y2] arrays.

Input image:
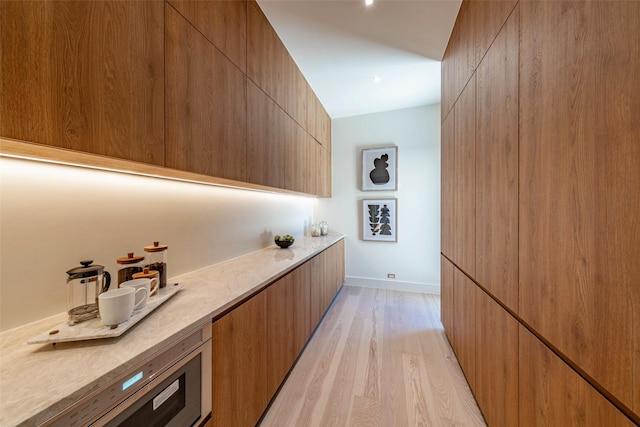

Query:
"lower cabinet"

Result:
[[519, 326, 634, 427], [211, 289, 268, 427], [211, 240, 345, 427], [475, 289, 518, 427], [444, 262, 633, 425]]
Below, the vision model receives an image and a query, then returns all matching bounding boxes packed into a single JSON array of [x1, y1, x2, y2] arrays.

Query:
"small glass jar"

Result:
[[144, 241, 168, 288], [116, 252, 145, 287], [310, 223, 321, 237], [320, 221, 329, 236]]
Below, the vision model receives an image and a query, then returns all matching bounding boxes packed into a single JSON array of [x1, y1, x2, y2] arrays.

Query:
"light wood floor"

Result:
[[260, 285, 486, 426]]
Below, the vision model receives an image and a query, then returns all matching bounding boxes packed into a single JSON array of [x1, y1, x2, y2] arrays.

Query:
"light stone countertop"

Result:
[[0, 233, 344, 426]]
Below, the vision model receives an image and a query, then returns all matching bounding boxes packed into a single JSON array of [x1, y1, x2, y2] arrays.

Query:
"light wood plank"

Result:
[[261, 286, 485, 426]]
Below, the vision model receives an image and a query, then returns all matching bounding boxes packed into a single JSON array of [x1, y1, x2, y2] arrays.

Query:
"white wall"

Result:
[[315, 104, 441, 293], [0, 158, 314, 331]]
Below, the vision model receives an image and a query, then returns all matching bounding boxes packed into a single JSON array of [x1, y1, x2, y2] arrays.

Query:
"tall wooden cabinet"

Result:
[[0, 1, 165, 165], [442, 0, 639, 424], [518, 1, 640, 414]]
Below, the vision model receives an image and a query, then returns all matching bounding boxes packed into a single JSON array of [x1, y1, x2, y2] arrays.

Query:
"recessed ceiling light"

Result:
[[365, 0, 374, 6], [373, 75, 382, 83]]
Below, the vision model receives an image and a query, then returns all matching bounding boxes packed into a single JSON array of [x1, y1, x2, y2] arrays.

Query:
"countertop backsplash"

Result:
[[0, 157, 314, 332]]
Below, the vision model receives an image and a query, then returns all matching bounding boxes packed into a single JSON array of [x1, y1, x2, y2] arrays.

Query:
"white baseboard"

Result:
[[344, 276, 440, 295]]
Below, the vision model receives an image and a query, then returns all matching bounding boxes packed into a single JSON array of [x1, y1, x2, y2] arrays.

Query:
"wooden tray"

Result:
[[28, 283, 183, 345]]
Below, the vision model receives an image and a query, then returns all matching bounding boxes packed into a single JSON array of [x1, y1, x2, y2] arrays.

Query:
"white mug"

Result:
[[98, 287, 147, 326], [120, 278, 151, 309]]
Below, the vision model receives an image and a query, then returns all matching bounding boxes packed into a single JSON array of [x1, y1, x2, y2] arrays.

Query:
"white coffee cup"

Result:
[[98, 287, 147, 326], [120, 278, 151, 310]]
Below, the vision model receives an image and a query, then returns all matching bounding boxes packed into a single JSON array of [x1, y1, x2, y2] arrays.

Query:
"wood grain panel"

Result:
[[246, 81, 284, 189], [453, 76, 476, 277], [519, 1, 640, 414], [441, 109, 455, 258], [0, 1, 164, 165], [283, 123, 306, 193], [452, 267, 476, 393], [471, 0, 517, 66], [440, 255, 455, 345], [212, 290, 268, 427], [247, 0, 286, 109], [167, 0, 247, 72], [475, 5, 519, 310], [165, 5, 247, 181], [266, 274, 295, 399], [519, 326, 634, 426], [441, 1, 474, 119], [316, 143, 332, 198], [310, 252, 327, 329], [475, 289, 518, 426], [292, 263, 312, 356]]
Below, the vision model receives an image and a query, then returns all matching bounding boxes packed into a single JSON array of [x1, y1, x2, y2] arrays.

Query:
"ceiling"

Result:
[[257, 0, 462, 119]]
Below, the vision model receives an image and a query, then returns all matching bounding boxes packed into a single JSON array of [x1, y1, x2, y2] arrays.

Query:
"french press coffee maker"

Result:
[[66, 260, 111, 325]]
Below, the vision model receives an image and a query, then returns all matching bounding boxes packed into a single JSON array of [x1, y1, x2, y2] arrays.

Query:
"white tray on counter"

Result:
[[28, 283, 184, 345]]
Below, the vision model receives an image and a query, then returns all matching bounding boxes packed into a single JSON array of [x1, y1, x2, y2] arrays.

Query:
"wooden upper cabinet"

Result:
[[165, 4, 247, 182], [0, 1, 164, 165], [441, 1, 474, 118], [247, 1, 285, 108], [441, 0, 516, 119], [474, 5, 518, 310], [246, 81, 285, 189], [470, 0, 517, 67], [519, 326, 634, 427], [519, 1, 640, 415], [317, 143, 332, 198], [167, 0, 247, 72], [453, 76, 476, 278], [247, 0, 331, 152]]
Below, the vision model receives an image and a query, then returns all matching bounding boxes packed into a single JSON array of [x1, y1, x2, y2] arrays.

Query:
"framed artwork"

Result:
[[362, 199, 397, 242], [362, 146, 397, 191]]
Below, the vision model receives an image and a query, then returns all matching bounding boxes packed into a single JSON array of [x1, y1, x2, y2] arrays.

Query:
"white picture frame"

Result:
[[362, 146, 397, 191], [362, 198, 397, 242]]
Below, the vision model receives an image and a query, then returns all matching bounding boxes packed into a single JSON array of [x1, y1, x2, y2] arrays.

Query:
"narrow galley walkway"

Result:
[[260, 285, 486, 426]]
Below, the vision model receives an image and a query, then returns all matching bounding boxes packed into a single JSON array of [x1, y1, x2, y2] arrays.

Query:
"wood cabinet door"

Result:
[[247, 0, 285, 109], [211, 291, 268, 427], [474, 5, 519, 310], [519, 326, 635, 427], [165, 5, 247, 182], [292, 263, 312, 356], [440, 256, 455, 345], [167, 0, 247, 72], [310, 252, 328, 329], [452, 267, 477, 393], [246, 81, 285, 189], [266, 274, 295, 399], [0, 1, 164, 165], [475, 290, 518, 427], [441, 109, 455, 259], [453, 76, 476, 278], [519, 1, 640, 414]]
